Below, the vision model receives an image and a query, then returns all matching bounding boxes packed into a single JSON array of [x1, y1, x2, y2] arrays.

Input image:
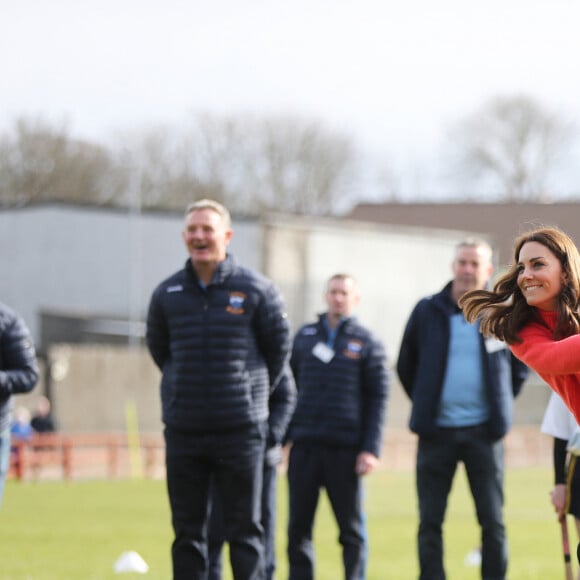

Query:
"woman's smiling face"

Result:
[[517, 241, 566, 311]]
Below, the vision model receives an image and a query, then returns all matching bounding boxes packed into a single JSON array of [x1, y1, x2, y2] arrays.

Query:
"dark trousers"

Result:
[[359, 493, 368, 580], [165, 424, 266, 580], [287, 443, 364, 580], [208, 456, 279, 580], [416, 425, 506, 580]]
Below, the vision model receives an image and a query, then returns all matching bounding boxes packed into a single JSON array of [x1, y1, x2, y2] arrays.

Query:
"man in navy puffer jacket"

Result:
[[146, 199, 290, 580], [0, 302, 38, 507], [286, 274, 389, 580]]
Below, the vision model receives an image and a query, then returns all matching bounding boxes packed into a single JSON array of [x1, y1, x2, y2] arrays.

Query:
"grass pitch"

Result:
[[0, 466, 572, 579]]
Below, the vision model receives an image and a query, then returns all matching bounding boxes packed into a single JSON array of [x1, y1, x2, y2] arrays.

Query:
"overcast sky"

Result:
[[2, 0, 579, 198]]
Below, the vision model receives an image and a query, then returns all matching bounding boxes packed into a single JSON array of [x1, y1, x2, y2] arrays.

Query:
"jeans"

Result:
[[416, 425, 506, 580], [0, 424, 10, 508], [165, 423, 266, 580], [287, 443, 364, 580]]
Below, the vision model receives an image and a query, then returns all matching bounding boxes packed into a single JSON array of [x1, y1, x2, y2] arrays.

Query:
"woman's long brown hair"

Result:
[[460, 227, 580, 343]]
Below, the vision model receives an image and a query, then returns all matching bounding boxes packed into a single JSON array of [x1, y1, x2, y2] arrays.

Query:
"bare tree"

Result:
[[186, 114, 255, 211], [113, 127, 203, 210], [248, 115, 357, 214], [0, 117, 119, 206], [1, 113, 363, 215], [449, 95, 576, 201], [113, 113, 359, 215]]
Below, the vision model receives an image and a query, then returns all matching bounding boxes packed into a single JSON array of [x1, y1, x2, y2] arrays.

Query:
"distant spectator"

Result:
[[31, 396, 56, 433], [11, 406, 32, 442], [10, 406, 33, 482]]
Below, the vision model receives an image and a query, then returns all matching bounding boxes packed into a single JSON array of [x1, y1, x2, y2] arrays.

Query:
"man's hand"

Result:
[[355, 451, 379, 476]]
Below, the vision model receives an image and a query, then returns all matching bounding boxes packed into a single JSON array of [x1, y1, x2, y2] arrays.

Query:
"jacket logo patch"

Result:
[[166, 284, 183, 293], [343, 339, 363, 359], [226, 292, 247, 314]]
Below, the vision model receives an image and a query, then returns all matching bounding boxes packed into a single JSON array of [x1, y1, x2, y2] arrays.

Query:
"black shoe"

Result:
[[577, 541, 580, 565]]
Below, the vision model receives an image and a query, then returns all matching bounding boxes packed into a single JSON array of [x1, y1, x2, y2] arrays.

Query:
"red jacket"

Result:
[[511, 309, 580, 425]]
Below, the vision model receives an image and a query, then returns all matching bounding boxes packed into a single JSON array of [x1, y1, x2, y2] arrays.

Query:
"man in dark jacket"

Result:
[[397, 239, 528, 580], [286, 274, 389, 580], [0, 302, 39, 507], [146, 199, 291, 580], [208, 367, 296, 580]]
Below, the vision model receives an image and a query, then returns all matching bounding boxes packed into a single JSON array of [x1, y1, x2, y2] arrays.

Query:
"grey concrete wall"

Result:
[[263, 215, 472, 362], [0, 205, 260, 343]]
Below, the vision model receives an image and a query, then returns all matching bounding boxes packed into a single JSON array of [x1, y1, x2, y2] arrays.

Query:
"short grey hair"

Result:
[[185, 199, 231, 229], [327, 273, 356, 287], [455, 238, 493, 262]]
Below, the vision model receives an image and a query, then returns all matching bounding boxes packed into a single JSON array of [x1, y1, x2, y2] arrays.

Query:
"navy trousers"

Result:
[[165, 424, 266, 580], [287, 443, 364, 580], [208, 448, 279, 580]]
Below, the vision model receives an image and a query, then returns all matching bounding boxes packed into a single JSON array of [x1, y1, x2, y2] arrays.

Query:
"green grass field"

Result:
[[0, 466, 574, 579]]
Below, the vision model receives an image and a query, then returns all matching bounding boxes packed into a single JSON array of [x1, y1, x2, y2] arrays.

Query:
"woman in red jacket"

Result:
[[460, 226, 580, 425]]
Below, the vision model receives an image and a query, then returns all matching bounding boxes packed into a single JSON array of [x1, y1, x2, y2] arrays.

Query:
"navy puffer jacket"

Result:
[[0, 302, 39, 431], [146, 255, 291, 432], [287, 315, 389, 458]]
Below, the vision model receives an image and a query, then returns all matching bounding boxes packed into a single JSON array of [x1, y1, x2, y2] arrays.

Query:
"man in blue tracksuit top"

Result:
[[397, 239, 528, 580], [286, 274, 389, 580], [146, 199, 291, 580]]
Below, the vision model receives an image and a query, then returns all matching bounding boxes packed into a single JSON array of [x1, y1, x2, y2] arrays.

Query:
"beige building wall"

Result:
[[48, 344, 162, 433], [262, 216, 484, 429]]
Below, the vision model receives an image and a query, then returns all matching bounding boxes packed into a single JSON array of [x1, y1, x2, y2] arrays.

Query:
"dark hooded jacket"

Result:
[[397, 282, 528, 440]]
